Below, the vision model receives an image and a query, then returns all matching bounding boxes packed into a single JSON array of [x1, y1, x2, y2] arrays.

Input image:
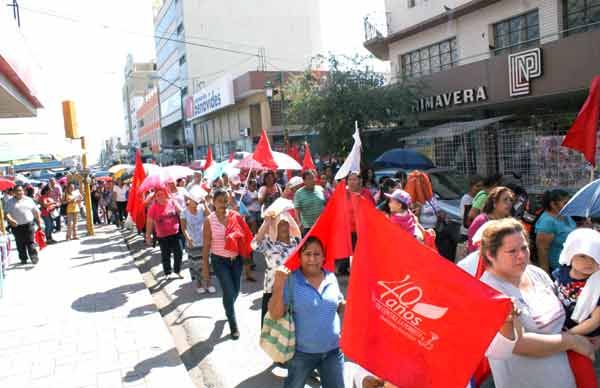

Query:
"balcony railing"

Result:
[[364, 16, 386, 42]]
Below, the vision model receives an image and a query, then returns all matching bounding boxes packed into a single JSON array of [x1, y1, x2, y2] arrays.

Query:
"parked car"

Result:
[[374, 167, 468, 224]]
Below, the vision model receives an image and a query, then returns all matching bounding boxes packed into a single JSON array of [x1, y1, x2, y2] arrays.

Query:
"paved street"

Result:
[[0, 224, 195, 388]]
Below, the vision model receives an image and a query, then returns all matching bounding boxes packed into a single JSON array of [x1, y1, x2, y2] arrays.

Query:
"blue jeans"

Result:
[[212, 255, 242, 333], [42, 215, 53, 241], [284, 348, 344, 388]]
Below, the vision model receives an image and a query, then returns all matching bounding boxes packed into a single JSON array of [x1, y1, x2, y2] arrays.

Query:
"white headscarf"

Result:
[[558, 228, 600, 266]]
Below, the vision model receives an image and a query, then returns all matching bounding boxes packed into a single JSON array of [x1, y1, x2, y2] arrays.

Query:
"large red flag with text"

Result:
[[562, 76, 600, 166], [253, 129, 278, 170], [284, 182, 352, 272], [127, 150, 147, 231], [341, 199, 511, 388]]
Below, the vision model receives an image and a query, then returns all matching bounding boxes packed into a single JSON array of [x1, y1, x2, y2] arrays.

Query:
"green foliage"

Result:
[[285, 54, 422, 155]]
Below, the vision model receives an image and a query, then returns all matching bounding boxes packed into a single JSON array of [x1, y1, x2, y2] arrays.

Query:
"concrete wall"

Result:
[[387, 0, 561, 81]]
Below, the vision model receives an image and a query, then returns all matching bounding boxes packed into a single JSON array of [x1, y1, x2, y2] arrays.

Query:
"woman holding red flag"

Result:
[[269, 236, 345, 388], [202, 189, 253, 340], [478, 218, 598, 388]]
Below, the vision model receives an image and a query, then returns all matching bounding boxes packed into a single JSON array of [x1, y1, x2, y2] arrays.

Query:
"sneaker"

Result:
[[207, 286, 217, 294], [231, 331, 240, 340], [195, 287, 207, 295], [164, 272, 172, 279], [175, 272, 183, 279], [30, 255, 39, 265]]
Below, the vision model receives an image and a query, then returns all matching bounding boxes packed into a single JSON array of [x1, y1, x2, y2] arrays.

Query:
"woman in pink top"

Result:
[[145, 188, 183, 278], [467, 186, 515, 253], [202, 189, 251, 340]]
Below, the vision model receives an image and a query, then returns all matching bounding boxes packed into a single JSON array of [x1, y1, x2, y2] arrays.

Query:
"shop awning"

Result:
[[402, 115, 512, 141]]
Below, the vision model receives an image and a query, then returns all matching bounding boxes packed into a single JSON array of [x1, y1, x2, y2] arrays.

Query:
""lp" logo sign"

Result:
[[508, 48, 542, 97]]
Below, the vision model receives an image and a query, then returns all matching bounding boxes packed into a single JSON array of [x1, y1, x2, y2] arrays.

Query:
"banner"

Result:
[[341, 199, 511, 388]]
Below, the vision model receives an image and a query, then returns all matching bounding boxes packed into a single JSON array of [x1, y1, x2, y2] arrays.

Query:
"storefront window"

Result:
[[564, 0, 600, 35], [493, 10, 539, 55], [400, 38, 458, 78]]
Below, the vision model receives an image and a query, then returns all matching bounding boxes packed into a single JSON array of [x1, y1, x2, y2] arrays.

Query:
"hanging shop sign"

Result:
[[508, 48, 543, 97], [413, 86, 488, 113], [187, 74, 235, 121]]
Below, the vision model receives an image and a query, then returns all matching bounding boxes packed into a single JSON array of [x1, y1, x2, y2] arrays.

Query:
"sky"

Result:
[[0, 0, 386, 163]]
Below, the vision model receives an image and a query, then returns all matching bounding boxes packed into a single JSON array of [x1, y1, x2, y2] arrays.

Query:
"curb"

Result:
[[121, 229, 224, 388]]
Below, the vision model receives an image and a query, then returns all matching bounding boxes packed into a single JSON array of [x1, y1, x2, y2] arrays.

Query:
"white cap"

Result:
[[287, 176, 303, 189], [559, 228, 600, 266]]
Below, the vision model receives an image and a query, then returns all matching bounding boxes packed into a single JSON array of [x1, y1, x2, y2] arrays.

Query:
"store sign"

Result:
[[508, 48, 542, 97], [413, 86, 487, 113], [188, 74, 234, 120]]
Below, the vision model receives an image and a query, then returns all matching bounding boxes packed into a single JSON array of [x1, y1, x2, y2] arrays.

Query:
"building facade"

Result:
[[122, 55, 157, 151], [152, 0, 322, 161], [364, 0, 600, 192], [136, 88, 161, 160], [0, 4, 43, 118]]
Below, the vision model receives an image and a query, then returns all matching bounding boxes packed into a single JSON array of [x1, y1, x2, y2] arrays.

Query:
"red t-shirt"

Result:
[[148, 200, 180, 238]]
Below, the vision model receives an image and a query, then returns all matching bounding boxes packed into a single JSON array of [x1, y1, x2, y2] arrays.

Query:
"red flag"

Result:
[[204, 146, 214, 170], [127, 150, 147, 231], [284, 182, 352, 272], [562, 76, 600, 166], [341, 199, 511, 388], [302, 142, 316, 171], [290, 144, 301, 163], [252, 129, 278, 170]]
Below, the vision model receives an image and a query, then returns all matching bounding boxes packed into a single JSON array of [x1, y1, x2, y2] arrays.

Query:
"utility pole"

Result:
[[62, 101, 94, 236], [280, 71, 288, 146]]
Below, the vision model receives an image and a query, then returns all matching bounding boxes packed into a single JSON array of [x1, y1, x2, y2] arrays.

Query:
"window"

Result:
[[493, 10, 539, 55], [401, 38, 458, 78], [408, 0, 416, 8], [564, 0, 600, 35]]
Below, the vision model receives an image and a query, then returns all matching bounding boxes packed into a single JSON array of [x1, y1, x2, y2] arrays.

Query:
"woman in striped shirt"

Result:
[[202, 189, 252, 340]]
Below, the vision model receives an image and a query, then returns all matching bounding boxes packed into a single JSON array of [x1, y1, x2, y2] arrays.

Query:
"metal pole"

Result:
[[281, 72, 288, 147], [80, 136, 95, 236]]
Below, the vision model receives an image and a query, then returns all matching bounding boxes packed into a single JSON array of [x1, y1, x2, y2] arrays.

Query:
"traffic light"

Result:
[[62, 100, 79, 139]]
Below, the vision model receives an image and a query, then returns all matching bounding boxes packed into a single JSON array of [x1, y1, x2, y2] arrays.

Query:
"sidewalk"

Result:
[[0, 223, 196, 388], [124, 230, 347, 388]]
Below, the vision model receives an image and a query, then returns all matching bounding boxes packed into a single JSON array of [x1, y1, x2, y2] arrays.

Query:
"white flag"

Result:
[[335, 124, 362, 181]]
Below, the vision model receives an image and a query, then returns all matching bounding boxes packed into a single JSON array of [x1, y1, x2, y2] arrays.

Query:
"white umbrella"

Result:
[[164, 165, 195, 180], [236, 151, 302, 171], [143, 163, 162, 175]]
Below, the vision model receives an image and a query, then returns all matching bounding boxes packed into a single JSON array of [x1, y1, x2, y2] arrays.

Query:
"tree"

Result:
[[285, 54, 422, 156]]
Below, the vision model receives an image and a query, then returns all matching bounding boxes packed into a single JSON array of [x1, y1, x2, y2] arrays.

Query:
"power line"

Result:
[[19, 5, 308, 66]]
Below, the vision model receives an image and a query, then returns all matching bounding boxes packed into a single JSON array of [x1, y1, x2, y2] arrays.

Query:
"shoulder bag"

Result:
[[259, 277, 295, 363]]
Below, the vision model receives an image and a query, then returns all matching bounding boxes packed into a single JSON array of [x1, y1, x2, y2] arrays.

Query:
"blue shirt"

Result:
[[535, 212, 576, 270], [284, 270, 343, 353]]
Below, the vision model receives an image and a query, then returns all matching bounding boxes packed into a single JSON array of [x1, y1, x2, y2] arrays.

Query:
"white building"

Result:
[[152, 0, 322, 160]]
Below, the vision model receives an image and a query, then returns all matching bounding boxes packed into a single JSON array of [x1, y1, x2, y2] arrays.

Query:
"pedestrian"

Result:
[[48, 178, 63, 232], [145, 187, 184, 279], [478, 218, 596, 388], [39, 185, 58, 244], [268, 236, 345, 388], [534, 189, 576, 273], [362, 168, 378, 199], [186, 171, 203, 191], [293, 170, 325, 236], [466, 173, 502, 225], [258, 171, 282, 215], [64, 183, 82, 240], [91, 184, 102, 225], [103, 181, 116, 224], [553, 228, 600, 337], [202, 189, 253, 340], [385, 189, 419, 239], [252, 212, 301, 326], [347, 171, 375, 205], [376, 177, 400, 211], [180, 191, 214, 294], [113, 179, 129, 228], [460, 175, 484, 236], [467, 186, 515, 253], [4, 185, 42, 264], [242, 179, 261, 234]]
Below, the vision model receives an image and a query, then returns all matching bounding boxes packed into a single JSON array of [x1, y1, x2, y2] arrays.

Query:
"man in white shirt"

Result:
[[4, 186, 43, 264]]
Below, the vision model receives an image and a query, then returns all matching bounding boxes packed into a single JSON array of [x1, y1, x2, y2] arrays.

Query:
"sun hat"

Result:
[[559, 228, 600, 266], [286, 176, 303, 189], [384, 189, 412, 207]]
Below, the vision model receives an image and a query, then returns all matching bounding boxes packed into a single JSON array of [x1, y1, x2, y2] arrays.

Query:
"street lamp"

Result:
[[150, 75, 195, 163]]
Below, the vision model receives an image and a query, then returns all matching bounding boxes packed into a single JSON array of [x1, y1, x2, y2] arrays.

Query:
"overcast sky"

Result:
[[0, 0, 385, 162]]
